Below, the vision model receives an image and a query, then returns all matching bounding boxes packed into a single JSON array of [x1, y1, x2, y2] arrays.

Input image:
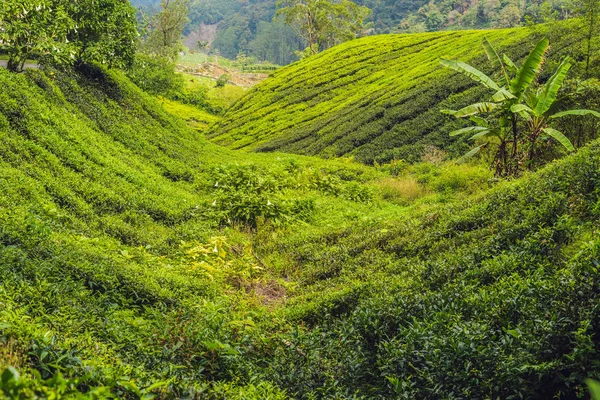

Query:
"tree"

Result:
[[494, 1, 522, 27], [67, 0, 138, 68], [0, 0, 75, 72], [0, 0, 138, 72], [143, 0, 190, 60], [579, 0, 600, 77], [275, 0, 372, 56], [441, 38, 600, 176], [419, 1, 445, 31]]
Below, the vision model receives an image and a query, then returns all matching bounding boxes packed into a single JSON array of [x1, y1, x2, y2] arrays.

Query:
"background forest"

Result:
[[133, 0, 585, 65]]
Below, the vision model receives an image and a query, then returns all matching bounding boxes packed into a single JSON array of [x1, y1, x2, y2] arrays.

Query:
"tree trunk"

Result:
[[511, 114, 519, 175], [585, 0, 597, 78], [7, 56, 23, 73]]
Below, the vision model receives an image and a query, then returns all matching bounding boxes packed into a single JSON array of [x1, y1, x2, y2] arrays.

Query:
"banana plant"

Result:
[[440, 37, 599, 176], [510, 57, 600, 163]]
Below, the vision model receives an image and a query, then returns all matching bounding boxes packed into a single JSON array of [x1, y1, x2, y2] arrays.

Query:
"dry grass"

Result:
[[374, 177, 426, 205], [0, 339, 25, 370]]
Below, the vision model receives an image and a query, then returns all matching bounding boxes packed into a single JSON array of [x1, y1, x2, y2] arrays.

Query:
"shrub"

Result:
[[374, 177, 425, 204], [127, 54, 184, 96], [216, 74, 231, 88]]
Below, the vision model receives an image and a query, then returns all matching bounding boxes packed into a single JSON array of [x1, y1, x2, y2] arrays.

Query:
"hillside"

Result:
[[131, 0, 577, 66], [4, 21, 600, 398], [209, 22, 592, 164], [0, 64, 423, 397]]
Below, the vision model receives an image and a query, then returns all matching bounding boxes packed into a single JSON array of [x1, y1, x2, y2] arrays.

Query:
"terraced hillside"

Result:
[[4, 53, 600, 398], [0, 65, 394, 397], [209, 21, 589, 163]]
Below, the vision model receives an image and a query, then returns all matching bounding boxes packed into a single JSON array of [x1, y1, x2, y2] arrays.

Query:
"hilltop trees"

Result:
[[0, 0, 137, 72], [142, 0, 190, 60], [441, 38, 600, 176], [276, 0, 372, 56]]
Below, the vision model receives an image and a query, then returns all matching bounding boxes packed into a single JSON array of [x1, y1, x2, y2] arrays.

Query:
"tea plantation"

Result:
[[2, 21, 600, 400], [210, 20, 594, 164]]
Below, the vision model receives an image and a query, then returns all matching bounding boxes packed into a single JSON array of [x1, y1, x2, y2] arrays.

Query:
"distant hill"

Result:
[[131, 0, 580, 66], [209, 21, 593, 164]]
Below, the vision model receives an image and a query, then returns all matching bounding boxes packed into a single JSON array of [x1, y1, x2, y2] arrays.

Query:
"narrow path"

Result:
[[0, 60, 40, 70]]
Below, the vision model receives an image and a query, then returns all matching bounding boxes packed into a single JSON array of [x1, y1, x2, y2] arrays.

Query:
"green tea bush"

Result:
[[211, 21, 596, 165], [257, 141, 600, 398], [208, 164, 316, 227]]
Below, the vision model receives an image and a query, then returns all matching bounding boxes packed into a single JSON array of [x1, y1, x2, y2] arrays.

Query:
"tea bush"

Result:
[[3, 26, 600, 398], [211, 20, 597, 165], [0, 65, 393, 397]]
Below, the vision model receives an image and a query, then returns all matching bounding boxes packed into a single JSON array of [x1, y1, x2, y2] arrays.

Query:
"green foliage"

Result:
[[398, 0, 578, 32], [442, 37, 600, 175], [208, 164, 317, 227], [140, 0, 190, 61], [0, 0, 75, 72], [0, 366, 112, 399], [215, 73, 231, 88], [67, 0, 138, 68], [276, 0, 372, 56], [5, 20, 600, 399], [211, 23, 590, 163], [258, 141, 600, 399], [0, 65, 387, 397], [0, 0, 137, 72], [127, 54, 185, 96]]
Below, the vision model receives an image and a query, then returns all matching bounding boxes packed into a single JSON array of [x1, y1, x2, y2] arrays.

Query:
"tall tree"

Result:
[[276, 0, 371, 56], [68, 0, 138, 68], [144, 0, 190, 60], [580, 0, 600, 77]]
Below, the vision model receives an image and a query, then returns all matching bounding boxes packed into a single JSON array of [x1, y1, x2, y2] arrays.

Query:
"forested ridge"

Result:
[[132, 0, 592, 65]]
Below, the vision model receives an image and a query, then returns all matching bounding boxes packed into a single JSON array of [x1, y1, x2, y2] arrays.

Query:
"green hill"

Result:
[[0, 65, 396, 397], [3, 27, 600, 398], [209, 21, 590, 164]]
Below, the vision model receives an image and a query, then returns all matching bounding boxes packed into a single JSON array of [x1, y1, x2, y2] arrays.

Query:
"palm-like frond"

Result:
[[503, 54, 517, 73], [457, 144, 486, 163], [510, 38, 549, 98], [542, 127, 574, 151], [451, 102, 500, 118], [440, 58, 500, 91], [469, 116, 489, 127], [533, 57, 571, 116], [482, 37, 510, 85], [550, 109, 600, 119], [449, 126, 490, 137], [510, 104, 533, 114], [470, 128, 497, 140], [492, 88, 516, 102]]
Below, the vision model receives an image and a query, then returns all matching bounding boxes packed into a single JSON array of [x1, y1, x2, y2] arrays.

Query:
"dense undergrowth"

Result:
[[2, 31, 600, 398], [210, 20, 599, 164]]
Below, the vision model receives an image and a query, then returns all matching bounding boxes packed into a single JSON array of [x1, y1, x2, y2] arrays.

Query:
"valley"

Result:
[[2, 4, 600, 399]]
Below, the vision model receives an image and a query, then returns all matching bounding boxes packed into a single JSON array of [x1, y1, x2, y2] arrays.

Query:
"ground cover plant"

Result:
[[0, 64, 438, 397], [210, 19, 600, 165]]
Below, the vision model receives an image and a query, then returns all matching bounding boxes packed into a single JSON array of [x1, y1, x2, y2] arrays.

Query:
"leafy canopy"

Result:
[[0, 0, 138, 72], [276, 0, 371, 56]]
